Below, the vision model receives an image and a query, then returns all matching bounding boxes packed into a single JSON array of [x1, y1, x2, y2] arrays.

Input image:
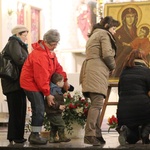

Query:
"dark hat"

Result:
[[11, 25, 28, 35]]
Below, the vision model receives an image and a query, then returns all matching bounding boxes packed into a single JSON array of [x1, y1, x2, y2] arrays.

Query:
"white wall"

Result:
[[0, 0, 52, 109], [0, 0, 52, 50]]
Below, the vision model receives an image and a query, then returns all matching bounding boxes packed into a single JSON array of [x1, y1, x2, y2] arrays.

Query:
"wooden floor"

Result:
[[0, 126, 150, 150]]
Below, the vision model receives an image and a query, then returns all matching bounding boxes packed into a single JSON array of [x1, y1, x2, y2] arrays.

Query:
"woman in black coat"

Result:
[[1, 25, 29, 143], [117, 49, 150, 145]]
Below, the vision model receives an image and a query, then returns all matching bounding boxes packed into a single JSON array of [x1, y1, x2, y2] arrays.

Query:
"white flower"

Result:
[[76, 107, 83, 114]]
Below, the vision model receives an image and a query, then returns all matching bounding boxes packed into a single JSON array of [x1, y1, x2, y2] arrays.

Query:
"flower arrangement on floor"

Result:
[[25, 91, 91, 135], [63, 91, 91, 134], [107, 115, 118, 132]]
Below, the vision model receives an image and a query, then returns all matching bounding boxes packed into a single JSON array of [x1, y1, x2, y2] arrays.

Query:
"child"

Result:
[[45, 73, 74, 143], [122, 26, 150, 56]]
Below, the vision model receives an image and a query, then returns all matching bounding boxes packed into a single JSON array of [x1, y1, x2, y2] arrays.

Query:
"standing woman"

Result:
[[1, 25, 29, 143], [80, 16, 120, 146], [20, 29, 69, 145]]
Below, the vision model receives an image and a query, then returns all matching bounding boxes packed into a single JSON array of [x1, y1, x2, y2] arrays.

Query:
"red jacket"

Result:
[[20, 40, 67, 96]]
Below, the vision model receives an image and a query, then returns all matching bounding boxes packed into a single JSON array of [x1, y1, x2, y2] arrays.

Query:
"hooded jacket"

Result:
[[20, 40, 67, 96]]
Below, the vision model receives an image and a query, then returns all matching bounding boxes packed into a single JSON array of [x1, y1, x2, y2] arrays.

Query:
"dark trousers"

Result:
[[47, 114, 65, 132], [126, 126, 140, 144], [127, 124, 150, 144], [24, 90, 45, 132], [6, 90, 26, 140]]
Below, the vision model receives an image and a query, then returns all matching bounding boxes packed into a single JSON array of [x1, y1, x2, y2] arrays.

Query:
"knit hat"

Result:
[[11, 25, 29, 35]]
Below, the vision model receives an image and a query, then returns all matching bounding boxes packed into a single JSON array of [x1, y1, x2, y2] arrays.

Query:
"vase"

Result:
[[65, 122, 85, 139], [40, 131, 50, 140]]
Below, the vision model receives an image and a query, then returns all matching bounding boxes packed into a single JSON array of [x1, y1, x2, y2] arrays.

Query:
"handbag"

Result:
[[0, 48, 19, 81]]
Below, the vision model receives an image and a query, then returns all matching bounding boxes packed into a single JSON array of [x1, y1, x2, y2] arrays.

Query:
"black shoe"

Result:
[[142, 137, 150, 144], [84, 136, 101, 146], [28, 132, 47, 145], [118, 125, 128, 146], [14, 138, 27, 143], [96, 136, 106, 144], [141, 124, 150, 144], [9, 138, 27, 143]]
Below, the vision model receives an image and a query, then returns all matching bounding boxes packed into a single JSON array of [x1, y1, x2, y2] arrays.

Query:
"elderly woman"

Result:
[[1, 25, 29, 143], [20, 29, 70, 145]]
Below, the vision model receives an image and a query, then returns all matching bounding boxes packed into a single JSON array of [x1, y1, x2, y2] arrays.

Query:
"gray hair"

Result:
[[43, 29, 60, 43]]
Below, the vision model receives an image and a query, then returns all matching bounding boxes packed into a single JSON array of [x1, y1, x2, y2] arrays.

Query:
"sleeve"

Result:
[[100, 32, 116, 71], [8, 40, 27, 66], [62, 84, 74, 93], [130, 38, 139, 49], [50, 100, 60, 110]]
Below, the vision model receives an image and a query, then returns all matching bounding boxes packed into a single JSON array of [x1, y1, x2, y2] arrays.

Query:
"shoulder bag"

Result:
[[0, 46, 19, 81]]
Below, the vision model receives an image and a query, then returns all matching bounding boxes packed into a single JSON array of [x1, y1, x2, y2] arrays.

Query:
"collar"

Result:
[[134, 59, 148, 67]]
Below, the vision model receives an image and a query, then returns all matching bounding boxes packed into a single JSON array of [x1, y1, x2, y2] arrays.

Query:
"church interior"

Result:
[[0, 0, 150, 149]]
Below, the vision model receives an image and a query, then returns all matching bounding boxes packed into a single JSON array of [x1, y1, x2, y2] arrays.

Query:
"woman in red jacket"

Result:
[[20, 29, 69, 145]]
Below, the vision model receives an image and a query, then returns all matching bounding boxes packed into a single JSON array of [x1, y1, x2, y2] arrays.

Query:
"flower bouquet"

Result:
[[63, 91, 91, 134], [107, 115, 118, 132]]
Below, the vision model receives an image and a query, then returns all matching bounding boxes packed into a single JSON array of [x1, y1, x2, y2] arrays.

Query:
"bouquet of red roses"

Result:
[[107, 115, 118, 132]]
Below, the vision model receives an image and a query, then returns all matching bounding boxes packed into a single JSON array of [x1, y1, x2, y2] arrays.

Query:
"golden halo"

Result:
[[117, 4, 142, 26], [137, 23, 150, 37]]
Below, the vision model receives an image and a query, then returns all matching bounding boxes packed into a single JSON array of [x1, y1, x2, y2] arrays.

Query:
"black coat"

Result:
[[1, 36, 28, 95], [117, 62, 150, 127]]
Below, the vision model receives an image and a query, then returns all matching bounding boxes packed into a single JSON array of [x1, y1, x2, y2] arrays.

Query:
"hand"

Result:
[[46, 95, 55, 106], [63, 81, 69, 92], [110, 69, 115, 76], [59, 105, 66, 110]]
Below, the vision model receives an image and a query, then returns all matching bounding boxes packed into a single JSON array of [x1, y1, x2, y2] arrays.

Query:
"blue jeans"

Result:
[[24, 90, 45, 132]]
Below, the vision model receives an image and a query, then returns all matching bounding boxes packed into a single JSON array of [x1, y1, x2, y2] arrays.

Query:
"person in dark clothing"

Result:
[[117, 49, 150, 145], [45, 73, 74, 143], [1, 25, 29, 143]]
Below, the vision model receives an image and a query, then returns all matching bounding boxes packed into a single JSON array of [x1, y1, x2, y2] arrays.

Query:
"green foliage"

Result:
[[25, 113, 51, 132], [107, 115, 118, 133], [43, 113, 51, 131], [25, 91, 90, 134], [62, 91, 91, 135]]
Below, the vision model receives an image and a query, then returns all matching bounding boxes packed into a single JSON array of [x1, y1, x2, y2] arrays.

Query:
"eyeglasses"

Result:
[[48, 42, 59, 47]]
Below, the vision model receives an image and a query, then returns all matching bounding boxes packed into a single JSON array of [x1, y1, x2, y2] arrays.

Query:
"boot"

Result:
[[118, 125, 129, 146], [84, 136, 101, 146], [49, 130, 60, 143], [58, 129, 71, 142], [141, 124, 150, 144], [96, 136, 106, 144], [28, 132, 47, 145]]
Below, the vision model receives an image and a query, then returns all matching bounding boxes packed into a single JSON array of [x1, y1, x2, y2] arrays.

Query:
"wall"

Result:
[[0, 0, 52, 110], [0, 0, 120, 123]]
